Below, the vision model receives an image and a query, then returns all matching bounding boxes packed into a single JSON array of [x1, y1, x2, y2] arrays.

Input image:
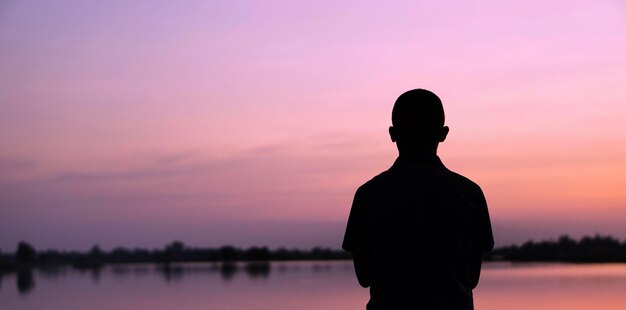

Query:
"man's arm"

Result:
[[469, 186, 494, 289], [343, 186, 373, 288], [352, 250, 371, 288], [468, 250, 483, 289]]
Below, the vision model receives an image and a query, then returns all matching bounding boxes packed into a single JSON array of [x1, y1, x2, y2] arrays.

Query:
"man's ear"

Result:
[[389, 126, 397, 142], [439, 126, 450, 142]]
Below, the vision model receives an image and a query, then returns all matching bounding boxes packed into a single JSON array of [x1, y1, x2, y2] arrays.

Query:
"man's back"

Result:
[[343, 155, 494, 309], [342, 89, 494, 309]]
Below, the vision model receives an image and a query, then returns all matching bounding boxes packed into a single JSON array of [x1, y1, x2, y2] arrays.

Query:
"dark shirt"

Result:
[[342, 155, 494, 310]]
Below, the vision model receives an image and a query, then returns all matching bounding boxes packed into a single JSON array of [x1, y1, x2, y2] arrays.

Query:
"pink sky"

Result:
[[1, 1, 626, 250]]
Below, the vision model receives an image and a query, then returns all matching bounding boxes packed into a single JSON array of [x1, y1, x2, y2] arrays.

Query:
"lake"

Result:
[[2, 261, 626, 309]]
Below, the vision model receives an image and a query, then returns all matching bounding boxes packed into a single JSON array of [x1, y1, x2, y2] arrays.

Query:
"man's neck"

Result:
[[397, 152, 438, 161], [393, 151, 443, 168], [397, 143, 439, 158]]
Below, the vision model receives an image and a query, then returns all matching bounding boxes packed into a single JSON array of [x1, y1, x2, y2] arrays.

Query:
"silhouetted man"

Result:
[[342, 89, 494, 309]]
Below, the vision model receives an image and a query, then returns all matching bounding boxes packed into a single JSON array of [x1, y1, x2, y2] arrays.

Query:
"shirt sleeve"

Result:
[[342, 186, 367, 254], [476, 187, 495, 252]]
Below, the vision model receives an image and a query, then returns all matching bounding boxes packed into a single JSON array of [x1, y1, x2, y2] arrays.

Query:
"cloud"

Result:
[[0, 155, 36, 174], [0, 156, 34, 169], [0, 133, 383, 249]]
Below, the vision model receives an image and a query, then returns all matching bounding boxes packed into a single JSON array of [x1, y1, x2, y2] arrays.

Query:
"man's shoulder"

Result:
[[444, 168, 482, 190], [355, 169, 393, 195], [440, 167, 486, 203], [355, 164, 485, 197]]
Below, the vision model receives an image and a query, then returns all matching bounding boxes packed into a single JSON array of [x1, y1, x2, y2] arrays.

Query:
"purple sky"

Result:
[[1, 1, 626, 251]]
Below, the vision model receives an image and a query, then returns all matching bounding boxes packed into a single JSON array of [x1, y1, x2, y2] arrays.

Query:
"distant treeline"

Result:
[[0, 241, 351, 271], [484, 234, 626, 263], [3, 234, 626, 272]]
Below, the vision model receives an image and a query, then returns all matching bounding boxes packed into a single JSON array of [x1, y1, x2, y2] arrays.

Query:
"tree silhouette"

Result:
[[16, 241, 36, 265]]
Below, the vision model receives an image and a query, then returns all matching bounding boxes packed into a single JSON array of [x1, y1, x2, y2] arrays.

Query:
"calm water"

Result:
[[2, 261, 626, 309]]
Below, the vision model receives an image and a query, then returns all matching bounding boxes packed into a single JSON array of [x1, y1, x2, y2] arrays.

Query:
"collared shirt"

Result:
[[343, 155, 494, 310]]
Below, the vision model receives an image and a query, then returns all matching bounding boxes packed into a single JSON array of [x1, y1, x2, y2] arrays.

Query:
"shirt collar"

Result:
[[391, 154, 444, 168]]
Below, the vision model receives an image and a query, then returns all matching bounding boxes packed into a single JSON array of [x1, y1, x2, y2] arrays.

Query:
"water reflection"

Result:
[[4, 262, 626, 310], [17, 269, 34, 295], [0, 263, 262, 296], [91, 266, 102, 283], [245, 262, 271, 278], [111, 265, 131, 279], [4, 261, 347, 297], [312, 263, 332, 272], [152, 261, 272, 281], [0, 261, 360, 310], [220, 262, 237, 280], [158, 264, 184, 282], [113, 261, 273, 282], [132, 265, 151, 277], [38, 265, 66, 279], [0, 261, 352, 296], [74, 264, 103, 283]]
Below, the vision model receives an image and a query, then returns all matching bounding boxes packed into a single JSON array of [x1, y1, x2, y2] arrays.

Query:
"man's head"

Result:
[[389, 89, 449, 154]]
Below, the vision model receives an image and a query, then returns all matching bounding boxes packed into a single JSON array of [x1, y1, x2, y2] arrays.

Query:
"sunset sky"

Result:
[[1, 1, 626, 251]]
